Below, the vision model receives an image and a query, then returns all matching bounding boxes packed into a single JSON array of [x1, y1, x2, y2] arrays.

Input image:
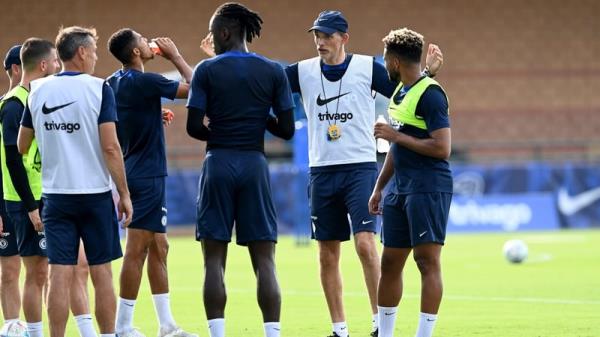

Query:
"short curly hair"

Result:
[[382, 28, 423, 64]]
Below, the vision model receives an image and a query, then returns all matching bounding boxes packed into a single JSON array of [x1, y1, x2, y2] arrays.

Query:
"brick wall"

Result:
[[2, 0, 598, 163]]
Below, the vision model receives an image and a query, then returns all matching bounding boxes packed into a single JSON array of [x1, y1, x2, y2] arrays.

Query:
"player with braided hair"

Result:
[[187, 3, 294, 337], [212, 2, 263, 43]]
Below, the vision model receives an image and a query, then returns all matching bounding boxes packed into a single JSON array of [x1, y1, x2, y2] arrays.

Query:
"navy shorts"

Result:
[[382, 192, 452, 248], [0, 208, 18, 257], [6, 201, 47, 257], [197, 149, 277, 245], [309, 164, 378, 241], [128, 177, 167, 233], [42, 191, 123, 265]]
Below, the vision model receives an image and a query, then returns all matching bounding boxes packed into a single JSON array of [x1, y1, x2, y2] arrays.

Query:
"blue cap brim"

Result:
[[308, 26, 338, 35]]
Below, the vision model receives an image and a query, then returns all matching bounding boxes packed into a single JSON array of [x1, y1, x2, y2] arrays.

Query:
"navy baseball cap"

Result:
[[4, 45, 21, 70], [308, 10, 348, 35]]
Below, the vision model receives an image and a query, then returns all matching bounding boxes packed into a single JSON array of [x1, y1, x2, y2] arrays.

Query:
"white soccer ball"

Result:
[[503, 239, 528, 263], [0, 321, 29, 337]]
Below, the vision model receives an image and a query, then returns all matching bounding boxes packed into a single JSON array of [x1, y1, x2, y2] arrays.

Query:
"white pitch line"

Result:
[[216, 288, 600, 305]]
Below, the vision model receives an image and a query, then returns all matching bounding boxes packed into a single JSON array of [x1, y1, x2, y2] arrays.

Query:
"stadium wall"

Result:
[[2, 0, 599, 163]]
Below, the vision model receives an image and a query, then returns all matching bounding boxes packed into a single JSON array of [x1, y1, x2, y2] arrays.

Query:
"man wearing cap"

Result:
[[284, 11, 443, 337], [0, 44, 25, 333]]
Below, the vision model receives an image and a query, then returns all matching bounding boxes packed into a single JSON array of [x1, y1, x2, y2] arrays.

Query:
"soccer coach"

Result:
[[18, 26, 132, 337]]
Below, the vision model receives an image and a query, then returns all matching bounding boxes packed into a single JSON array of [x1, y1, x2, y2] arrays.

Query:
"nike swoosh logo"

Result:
[[384, 312, 396, 316], [362, 220, 373, 225], [558, 187, 600, 216], [419, 231, 427, 237], [426, 318, 436, 322], [42, 101, 76, 114], [316, 92, 350, 106], [123, 303, 134, 307]]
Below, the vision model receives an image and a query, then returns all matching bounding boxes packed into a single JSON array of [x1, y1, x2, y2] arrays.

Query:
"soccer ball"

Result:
[[0, 321, 29, 337], [503, 239, 528, 263]]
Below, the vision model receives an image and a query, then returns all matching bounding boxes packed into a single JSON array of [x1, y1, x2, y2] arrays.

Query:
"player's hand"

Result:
[[154, 38, 181, 61], [374, 122, 399, 143], [425, 44, 443, 76], [28, 208, 44, 232], [200, 33, 216, 58], [369, 190, 383, 215], [162, 108, 174, 126], [118, 194, 133, 228]]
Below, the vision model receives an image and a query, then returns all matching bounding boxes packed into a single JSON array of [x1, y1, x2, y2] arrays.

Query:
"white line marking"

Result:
[[218, 288, 600, 305]]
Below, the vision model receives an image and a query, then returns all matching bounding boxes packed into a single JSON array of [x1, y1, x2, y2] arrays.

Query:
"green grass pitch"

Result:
[[52, 229, 600, 336]]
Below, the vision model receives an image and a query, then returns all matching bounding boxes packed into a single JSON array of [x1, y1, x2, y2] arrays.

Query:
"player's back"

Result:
[[191, 51, 291, 152]]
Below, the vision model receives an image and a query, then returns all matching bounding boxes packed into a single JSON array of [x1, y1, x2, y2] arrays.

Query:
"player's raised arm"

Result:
[[154, 37, 192, 98]]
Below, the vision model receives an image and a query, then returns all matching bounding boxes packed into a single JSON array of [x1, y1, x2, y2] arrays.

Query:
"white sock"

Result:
[[415, 312, 437, 337], [372, 313, 379, 332], [153, 293, 177, 330], [263, 322, 280, 337], [26, 321, 44, 337], [4, 318, 19, 325], [99, 334, 116, 337], [208, 318, 225, 337], [378, 306, 398, 337], [332, 321, 348, 337], [75, 314, 98, 337], [116, 297, 136, 333]]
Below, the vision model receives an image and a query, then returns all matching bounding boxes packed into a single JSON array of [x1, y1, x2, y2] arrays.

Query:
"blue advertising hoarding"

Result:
[[448, 194, 560, 232]]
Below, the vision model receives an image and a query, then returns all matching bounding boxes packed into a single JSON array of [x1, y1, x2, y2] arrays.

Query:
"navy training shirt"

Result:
[[2, 98, 25, 147], [285, 54, 397, 98], [390, 79, 452, 194], [187, 51, 295, 152], [106, 69, 179, 179]]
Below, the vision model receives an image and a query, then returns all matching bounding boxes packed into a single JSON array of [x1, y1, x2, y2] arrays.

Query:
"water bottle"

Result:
[[148, 40, 162, 55], [376, 114, 390, 153]]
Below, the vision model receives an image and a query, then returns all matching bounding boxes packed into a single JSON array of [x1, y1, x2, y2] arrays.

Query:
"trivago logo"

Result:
[[449, 200, 532, 231], [315, 92, 354, 122], [44, 121, 81, 133], [317, 111, 353, 122]]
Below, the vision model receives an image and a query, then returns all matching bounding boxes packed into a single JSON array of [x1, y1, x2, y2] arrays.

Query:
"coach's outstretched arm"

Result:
[[99, 121, 133, 227]]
